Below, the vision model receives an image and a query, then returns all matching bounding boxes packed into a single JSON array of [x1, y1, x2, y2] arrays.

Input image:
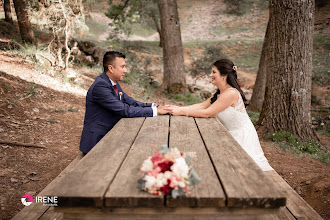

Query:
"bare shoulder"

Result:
[[218, 88, 239, 106], [221, 88, 239, 99]]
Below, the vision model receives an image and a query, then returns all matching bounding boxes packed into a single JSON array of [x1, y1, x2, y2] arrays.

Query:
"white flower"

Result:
[[156, 173, 165, 187], [171, 157, 189, 179], [144, 175, 156, 188], [169, 147, 182, 159], [164, 171, 172, 179], [178, 181, 186, 188], [141, 157, 153, 172]]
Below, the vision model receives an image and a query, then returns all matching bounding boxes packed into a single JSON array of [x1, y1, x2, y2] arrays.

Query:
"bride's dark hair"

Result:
[[210, 59, 247, 106]]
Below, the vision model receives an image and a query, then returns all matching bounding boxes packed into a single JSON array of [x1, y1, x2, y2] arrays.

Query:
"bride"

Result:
[[167, 59, 273, 171]]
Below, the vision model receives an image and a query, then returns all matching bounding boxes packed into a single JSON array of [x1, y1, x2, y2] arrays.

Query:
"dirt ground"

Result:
[[0, 50, 329, 220]]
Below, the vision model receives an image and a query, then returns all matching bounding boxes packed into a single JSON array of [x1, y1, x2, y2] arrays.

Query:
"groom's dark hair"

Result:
[[103, 51, 126, 72]]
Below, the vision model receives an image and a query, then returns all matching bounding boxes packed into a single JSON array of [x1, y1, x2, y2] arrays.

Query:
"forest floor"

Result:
[[0, 50, 329, 220]]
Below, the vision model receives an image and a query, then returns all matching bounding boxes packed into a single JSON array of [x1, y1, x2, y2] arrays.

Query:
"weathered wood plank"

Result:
[[104, 116, 169, 207], [54, 207, 290, 220], [166, 116, 226, 207], [48, 118, 145, 207], [39, 207, 63, 220], [257, 207, 295, 220], [195, 117, 286, 208], [12, 153, 84, 220], [264, 170, 323, 220]]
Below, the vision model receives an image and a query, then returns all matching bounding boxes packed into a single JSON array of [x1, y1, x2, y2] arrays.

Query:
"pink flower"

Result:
[[148, 167, 161, 177]]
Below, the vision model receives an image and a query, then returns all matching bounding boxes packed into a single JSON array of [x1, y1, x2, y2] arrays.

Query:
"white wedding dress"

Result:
[[216, 88, 273, 171]]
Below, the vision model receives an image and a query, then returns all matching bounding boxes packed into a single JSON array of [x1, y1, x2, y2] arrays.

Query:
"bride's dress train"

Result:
[[217, 88, 273, 171]]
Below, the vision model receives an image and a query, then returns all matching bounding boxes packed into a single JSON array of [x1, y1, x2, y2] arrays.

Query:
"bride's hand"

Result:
[[165, 106, 183, 116]]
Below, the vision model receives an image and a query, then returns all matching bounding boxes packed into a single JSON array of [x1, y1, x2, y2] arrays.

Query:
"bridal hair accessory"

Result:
[[138, 145, 201, 198], [233, 66, 237, 71]]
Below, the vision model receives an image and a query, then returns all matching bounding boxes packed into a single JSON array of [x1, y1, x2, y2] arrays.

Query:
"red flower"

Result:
[[150, 152, 163, 164], [160, 184, 171, 195], [158, 160, 174, 173]]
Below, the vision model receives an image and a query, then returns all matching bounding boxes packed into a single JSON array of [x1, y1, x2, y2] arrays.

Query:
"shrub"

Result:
[[267, 131, 330, 164]]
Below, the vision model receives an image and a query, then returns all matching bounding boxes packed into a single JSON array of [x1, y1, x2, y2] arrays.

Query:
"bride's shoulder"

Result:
[[223, 88, 239, 97], [221, 88, 239, 105]]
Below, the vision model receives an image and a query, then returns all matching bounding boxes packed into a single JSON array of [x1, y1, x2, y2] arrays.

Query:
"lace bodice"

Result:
[[217, 88, 252, 131]]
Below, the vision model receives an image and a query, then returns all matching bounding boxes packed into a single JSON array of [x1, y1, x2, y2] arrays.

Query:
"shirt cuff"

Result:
[[152, 105, 158, 117]]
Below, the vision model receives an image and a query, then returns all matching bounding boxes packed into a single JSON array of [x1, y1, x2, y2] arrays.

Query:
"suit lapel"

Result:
[[100, 72, 119, 99]]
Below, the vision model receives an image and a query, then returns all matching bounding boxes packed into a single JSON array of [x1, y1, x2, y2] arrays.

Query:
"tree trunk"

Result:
[[59, 0, 71, 70], [248, 21, 270, 111], [150, 11, 163, 47], [55, 34, 64, 67], [13, 0, 35, 44], [257, 0, 316, 140], [157, 0, 186, 93], [4, 0, 13, 24]]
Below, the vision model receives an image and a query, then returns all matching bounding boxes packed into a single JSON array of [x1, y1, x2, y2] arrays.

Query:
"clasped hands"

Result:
[[157, 105, 183, 116]]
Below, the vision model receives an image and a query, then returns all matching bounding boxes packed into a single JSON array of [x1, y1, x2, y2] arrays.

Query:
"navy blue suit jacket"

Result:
[[80, 72, 153, 154]]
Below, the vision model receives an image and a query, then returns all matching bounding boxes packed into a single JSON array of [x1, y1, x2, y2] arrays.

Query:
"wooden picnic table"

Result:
[[49, 115, 288, 219]]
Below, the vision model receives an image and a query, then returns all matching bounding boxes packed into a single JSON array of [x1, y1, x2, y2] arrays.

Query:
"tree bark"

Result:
[[248, 21, 270, 111], [257, 0, 316, 140], [150, 10, 163, 47], [59, 0, 71, 70], [4, 0, 13, 24], [158, 0, 186, 93], [13, 0, 35, 44]]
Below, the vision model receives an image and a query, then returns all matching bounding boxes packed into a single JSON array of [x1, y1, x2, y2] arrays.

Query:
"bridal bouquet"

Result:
[[138, 145, 201, 198]]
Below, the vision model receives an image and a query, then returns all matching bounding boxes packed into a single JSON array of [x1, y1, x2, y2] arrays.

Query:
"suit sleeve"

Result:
[[92, 81, 153, 117]]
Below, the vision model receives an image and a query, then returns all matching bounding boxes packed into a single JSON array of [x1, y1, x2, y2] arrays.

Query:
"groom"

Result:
[[80, 51, 169, 154]]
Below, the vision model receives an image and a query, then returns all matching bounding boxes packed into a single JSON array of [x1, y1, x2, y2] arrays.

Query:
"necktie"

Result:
[[113, 84, 118, 96]]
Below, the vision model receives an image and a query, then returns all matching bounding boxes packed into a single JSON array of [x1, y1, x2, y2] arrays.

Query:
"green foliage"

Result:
[[316, 129, 330, 138], [213, 25, 250, 38], [47, 119, 56, 124], [68, 108, 79, 112], [3, 83, 11, 93], [223, 0, 254, 16], [6, 98, 18, 105], [247, 111, 260, 125], [106, 0, 159, 37], [53, 109, 66, 113], [168, 92, 201, 105], [26, 82, 37, 96], [267, 131, 330, 164], [185, 39, 264, 74], [189, 43, 226, 78], [119, 49, 157, 100], [52, 108, 79, 113], [84, 18, 109, 39], [224, 0, 268, 16], [311, 95, 321, 105]]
